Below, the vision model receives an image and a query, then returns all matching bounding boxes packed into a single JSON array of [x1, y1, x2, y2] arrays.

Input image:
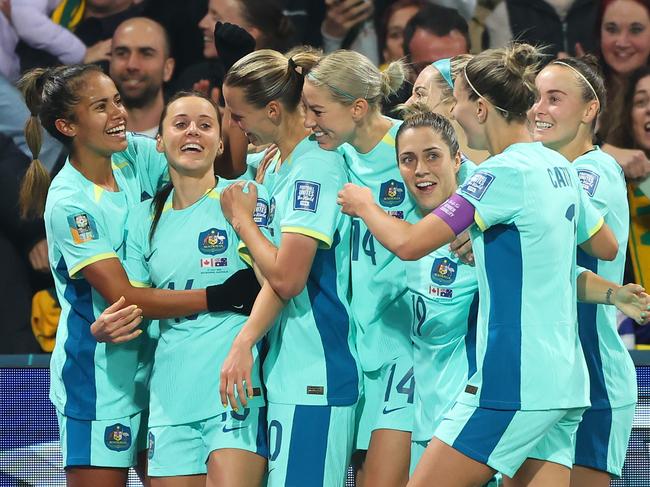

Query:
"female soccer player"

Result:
[[21, 65, 254, 486], [531, 56, 638, 486], [337, 43, 619, 487], [122, 91, 273, 486], [301, 49, 415, 487], [219, 49, 361, 487]]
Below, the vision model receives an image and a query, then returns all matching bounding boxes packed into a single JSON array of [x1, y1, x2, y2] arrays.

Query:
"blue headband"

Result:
[[432, 58, 453, 88]]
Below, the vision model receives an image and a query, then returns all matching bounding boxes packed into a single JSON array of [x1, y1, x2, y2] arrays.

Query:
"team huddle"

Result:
[[20, 38, 650, 487]]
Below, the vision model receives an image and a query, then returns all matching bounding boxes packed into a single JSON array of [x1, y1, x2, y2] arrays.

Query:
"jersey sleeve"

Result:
[[573, 158, 610, 218], [49, 198, 118, 278], [456, 161, 523, 232], [279, 157, 346, 248], [123, 203, 153, 287], [121, 132, 169, 197], [575, 176, 605, 245]]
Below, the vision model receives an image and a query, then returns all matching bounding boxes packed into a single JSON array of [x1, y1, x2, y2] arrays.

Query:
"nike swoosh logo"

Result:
[[143, 249, 157, 262], [222, 425, 246, 433], [383, 406, 406, 414], [233, 304, 244, 309]]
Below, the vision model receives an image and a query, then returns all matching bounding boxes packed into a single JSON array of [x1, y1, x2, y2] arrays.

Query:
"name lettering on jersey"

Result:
[[294, 180, 320, 212], [547, 166, 574, 189], [104, 423, 131, 451], [200, 257, 228, 268], [306, 385, 325, 395], [576, 169, 600, 197], [388, 210, 404, 219], [379, 179, 406, 207], [429, 286, 453, 299], [459, 171, 495, 201], [254, 198, 269, 227], [431, 257, 457, 285], [198, 228, 228, 255], [67, 212, 98, 244]]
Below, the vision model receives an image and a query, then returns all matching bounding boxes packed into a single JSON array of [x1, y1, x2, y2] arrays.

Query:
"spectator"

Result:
[[9, 0, 112, 72], [483, 1, 599, 57], [0, 133, 51, 354], [377, 0, 426, 66], [616, 66, 650, 291], [598, 0, 650, 183], [73, 0, 146, 49], [403, 4, 470, 76], [321, 0, 379, 64], [109, 17, 175, 137]]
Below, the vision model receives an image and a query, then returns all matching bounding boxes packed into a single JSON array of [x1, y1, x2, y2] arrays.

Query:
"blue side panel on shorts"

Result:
[[256, 407, 270, 458], [307, 231, 359, 404], [574, 407, 612, 471], [576, 249, 611, 407], [58, 258, 97, 418], [285, 406, 332, 487], [452, 407, 517, 463], [481, 224, 523, 408], [67, 416, 91, 465], [466, 292, 479, 379]]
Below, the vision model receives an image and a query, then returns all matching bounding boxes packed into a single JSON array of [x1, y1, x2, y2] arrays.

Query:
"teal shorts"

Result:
[[574, 404, 635, 477], [434, 402, 585, 478], [56, 409, 148, 468], [355, 356, 414, 450], [267, 402, 356, 487], [148, 407, 268, 477]]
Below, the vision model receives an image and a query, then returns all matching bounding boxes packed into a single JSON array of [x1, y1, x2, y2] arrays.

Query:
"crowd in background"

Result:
[[1, 0, 649, 353]]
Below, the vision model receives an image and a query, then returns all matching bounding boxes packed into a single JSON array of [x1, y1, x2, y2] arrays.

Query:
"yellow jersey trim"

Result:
[[69, 252, 118, 278], [281, 226, 332, 249]]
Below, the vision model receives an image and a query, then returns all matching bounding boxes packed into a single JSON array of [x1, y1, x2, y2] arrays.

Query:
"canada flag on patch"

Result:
[[200, 257, 228, 268], [429, 286, 453, 298]]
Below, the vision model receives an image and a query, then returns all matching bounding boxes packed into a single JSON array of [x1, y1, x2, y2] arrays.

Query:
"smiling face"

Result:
[[63, 71, 128, 156], [632, 74, 650, 151], [397, 126, 460, 213], [530, 65, 596, 151], [301, 80, 357, 150], [222, 84, 278, 146], [198, 0, 254, 58], [601, 0, 650, 75], [406, 65, 447, 113], [156, 96, 222, 176]]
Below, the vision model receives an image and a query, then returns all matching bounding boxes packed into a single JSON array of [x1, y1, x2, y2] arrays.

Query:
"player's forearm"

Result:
[[234, 282, 285, 348], [121, 287, 208, 319], [357, 201, 416, 258], [231, 215, 283, 282], [576, 270, 620, 304]]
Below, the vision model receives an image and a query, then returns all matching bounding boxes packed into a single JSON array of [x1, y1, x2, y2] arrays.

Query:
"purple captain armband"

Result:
[[432, 193, 476, 236]]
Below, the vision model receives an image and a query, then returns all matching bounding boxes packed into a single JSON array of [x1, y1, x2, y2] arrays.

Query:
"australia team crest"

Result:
[[379, 179, 405, 207], [104, 423, 131, 451], [198, 228, 228, 255], [431, 257, 457, 285]]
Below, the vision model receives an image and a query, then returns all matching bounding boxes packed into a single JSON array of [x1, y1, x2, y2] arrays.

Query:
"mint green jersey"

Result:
[[456, 142, 603, 410], [339, 119, 417, 372], [46, 133, 167, 420], [407, 245, 479, 442], [258, 135, 360, 406], [574, 147, 637, 409], [123, 179, 270, 427]]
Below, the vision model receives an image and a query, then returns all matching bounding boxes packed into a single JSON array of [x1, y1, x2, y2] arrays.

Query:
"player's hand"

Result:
[[220, 181, 258, 225], [28, 239, 49, 272], [323, 0, 374, 39], [91, 296, 143, 343], [613, 284, 650, 325], [337, 183, 374, 217], [256, 144, 278, 184], [450, 230, 474, 266], [219, 335, 254, 410]]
